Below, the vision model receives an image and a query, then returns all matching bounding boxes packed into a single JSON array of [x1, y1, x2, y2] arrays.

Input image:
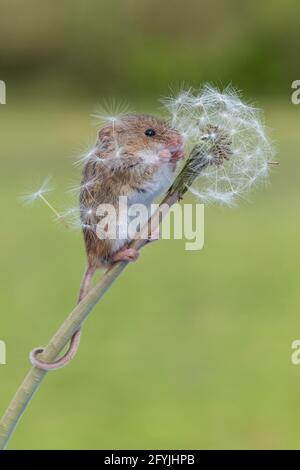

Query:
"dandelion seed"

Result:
[[21, 177, 53, 205], [91, 99, 131, 126], [74, 148, 99, 167], [67, 177, 98, 195], [61, 207, 82, 230], [62, 205, 99, 232], [20, 177, 69, 228]]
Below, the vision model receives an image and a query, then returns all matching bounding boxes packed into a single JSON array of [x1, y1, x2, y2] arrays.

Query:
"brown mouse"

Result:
[[30, 114, 184, 370]]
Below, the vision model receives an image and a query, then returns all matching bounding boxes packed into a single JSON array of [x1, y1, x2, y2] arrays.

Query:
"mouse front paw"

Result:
[[158, 149, 172, 162]]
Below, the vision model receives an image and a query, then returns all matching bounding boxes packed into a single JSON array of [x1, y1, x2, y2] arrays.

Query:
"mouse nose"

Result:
[[167, 132, 185, 161]]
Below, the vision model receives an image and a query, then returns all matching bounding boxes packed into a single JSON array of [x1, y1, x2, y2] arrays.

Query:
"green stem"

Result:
[[0, 135, 215, 449], [0, 189, 180, 450]]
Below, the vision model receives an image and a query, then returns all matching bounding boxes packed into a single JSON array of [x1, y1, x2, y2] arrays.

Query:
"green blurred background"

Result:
[[1, 0, 300, 450]]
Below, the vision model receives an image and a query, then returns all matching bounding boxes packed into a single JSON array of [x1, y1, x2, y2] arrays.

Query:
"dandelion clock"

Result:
[[163, 85, 276, 205]]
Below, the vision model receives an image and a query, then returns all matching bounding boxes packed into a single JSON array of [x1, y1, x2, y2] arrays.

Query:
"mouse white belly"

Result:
[[111, 163, 175, 253]]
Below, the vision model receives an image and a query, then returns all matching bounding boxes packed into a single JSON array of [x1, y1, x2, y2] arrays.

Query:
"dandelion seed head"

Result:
[[163, 85, 275, 205]]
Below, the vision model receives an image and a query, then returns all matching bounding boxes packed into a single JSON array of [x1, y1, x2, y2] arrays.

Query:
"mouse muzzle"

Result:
[[166, 133, 185, 161]]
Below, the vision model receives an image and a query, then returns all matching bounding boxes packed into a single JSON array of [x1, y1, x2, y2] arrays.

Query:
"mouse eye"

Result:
[[145, 128, 156, 137]]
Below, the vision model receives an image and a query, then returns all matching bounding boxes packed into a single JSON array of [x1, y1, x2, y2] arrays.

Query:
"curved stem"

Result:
[[0, 135, 223, 449], [0, 189, 179, 449]]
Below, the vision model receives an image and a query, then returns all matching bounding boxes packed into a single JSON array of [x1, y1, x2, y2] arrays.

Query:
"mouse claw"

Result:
[[112, 247, 139, 263], [171, 149, 185, 161]]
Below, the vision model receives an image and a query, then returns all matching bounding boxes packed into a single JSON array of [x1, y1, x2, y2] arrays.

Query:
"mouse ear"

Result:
[[97, 126, 113, 145]]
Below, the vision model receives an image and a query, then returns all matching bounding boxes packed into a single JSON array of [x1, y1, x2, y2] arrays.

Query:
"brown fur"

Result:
[[80, 114, 183, 268], [30, 114, 184, 370]]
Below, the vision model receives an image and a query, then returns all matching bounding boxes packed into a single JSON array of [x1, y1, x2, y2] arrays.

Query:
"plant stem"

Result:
[[0, 134, 217, 449], [0, 189, 180, 450]]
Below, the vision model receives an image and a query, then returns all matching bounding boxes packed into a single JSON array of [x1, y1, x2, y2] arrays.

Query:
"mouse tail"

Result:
[[30, 264, 96, 370]]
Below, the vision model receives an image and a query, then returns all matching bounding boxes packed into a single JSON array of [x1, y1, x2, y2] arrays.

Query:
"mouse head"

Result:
[[95, 114, 184, 166]]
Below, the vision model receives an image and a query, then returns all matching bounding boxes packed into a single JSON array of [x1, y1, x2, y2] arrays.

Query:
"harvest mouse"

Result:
[[30, 114, 184, 370]]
